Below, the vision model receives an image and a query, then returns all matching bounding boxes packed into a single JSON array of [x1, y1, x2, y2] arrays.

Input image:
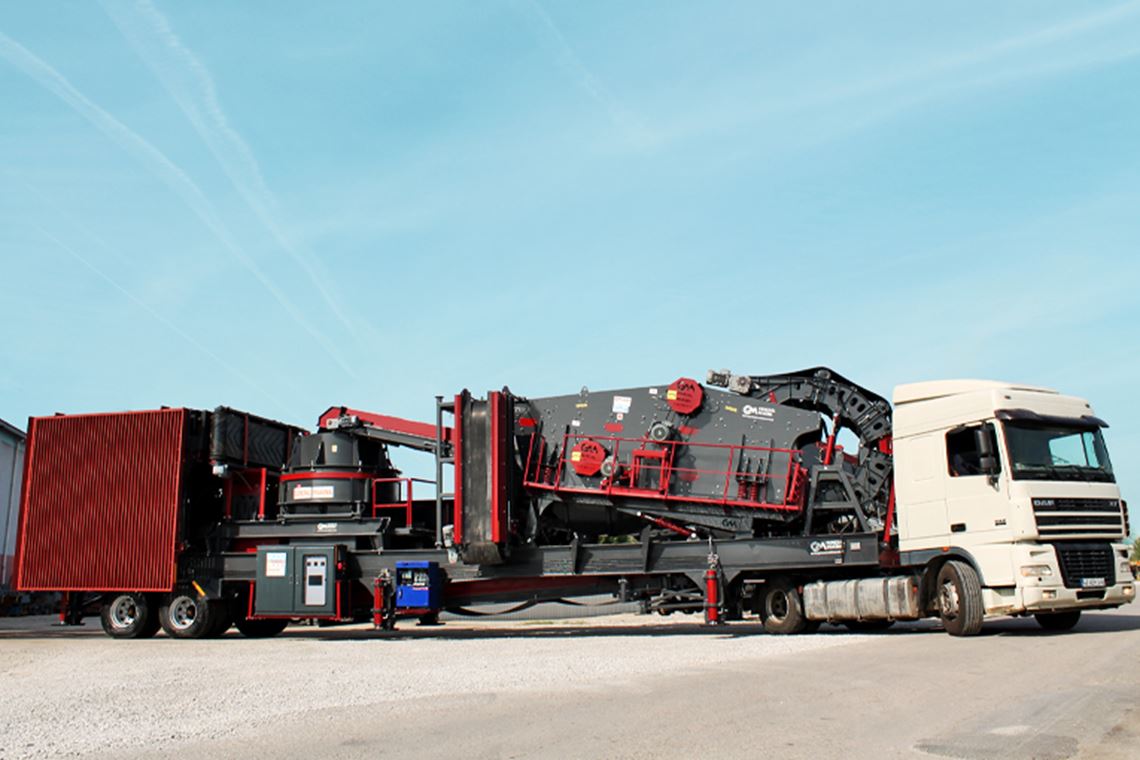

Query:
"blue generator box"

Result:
[[395, 560, 442, 610]]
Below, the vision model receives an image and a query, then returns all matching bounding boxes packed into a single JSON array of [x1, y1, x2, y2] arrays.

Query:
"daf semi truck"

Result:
[[13, 367, 1133, 638]]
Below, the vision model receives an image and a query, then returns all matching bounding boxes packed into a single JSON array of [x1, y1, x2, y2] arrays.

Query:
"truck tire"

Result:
[[761, 579, 807, 634], [1034, 610, 1081, 631], [234, 617, 289, 638], [159, 593, 220, 639], [100, 593, 161, 639], [936, 560, 984, 636]]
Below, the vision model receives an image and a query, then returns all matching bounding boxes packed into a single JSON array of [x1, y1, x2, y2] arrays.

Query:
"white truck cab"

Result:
[[892, 380, 1134, 629]]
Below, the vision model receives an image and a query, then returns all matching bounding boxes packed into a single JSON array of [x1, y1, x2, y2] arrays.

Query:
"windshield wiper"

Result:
[[1013, 464, 1054, 480], [1017, 463, 1113, 483]]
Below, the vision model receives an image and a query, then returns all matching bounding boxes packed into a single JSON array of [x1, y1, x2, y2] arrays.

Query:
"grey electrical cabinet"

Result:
[[254, 545, 339, 616]]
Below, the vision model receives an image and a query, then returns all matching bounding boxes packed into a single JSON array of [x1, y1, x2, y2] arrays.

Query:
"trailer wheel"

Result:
[[761, 579, 807, 634], [936, 560, 984, 636], [1034, 610, 1081, 631], [100, 593, 160, 639], [234, 618, 289, 638], [159, 593, 219, 639]]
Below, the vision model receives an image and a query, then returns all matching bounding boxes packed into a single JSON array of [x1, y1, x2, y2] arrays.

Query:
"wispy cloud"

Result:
[[0, 31, 357, 377], [101, 0, 361, 339], [28, 217, 291, 411], [657, 1, 1140, 149], [521, 0, 654, 148]]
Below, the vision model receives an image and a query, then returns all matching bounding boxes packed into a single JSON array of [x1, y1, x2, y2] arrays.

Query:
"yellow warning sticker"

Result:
[[570, 451, 582, 462], [575, 402, 589, 409], [725, 405, 738, 413], [666, 390, 678, 400]]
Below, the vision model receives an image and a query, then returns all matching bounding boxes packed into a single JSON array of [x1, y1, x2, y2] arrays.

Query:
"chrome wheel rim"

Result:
[[939, 579, 959, 620], [169, 596, 198, 630], [110, 596, 138, 629]]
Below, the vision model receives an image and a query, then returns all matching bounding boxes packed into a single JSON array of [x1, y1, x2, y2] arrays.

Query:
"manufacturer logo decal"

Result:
[[742, 404, 775, 421], [809, 539, 844, 555]]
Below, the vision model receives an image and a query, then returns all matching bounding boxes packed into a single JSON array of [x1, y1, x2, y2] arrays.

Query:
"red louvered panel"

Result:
[[15, 409, 186, 592]]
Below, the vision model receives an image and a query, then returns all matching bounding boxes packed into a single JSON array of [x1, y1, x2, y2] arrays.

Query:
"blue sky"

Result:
[[1, 2, 1139, 507]]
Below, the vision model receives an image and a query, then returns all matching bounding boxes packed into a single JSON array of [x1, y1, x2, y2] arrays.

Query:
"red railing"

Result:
[[223, 466, 269, 520], [372, 477, 435, 525], [523, 434, 806, 513]]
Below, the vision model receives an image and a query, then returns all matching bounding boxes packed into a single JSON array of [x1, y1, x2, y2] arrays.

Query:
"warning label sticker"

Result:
[[612, 395, 632, 414], [294, 485, 335, 500], [265, 551, 288, 577]]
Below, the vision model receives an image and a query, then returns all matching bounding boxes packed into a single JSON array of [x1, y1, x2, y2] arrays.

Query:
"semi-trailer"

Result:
[[13, 367, 1133, 638]]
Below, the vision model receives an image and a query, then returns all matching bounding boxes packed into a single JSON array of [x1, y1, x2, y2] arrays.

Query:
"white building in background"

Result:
[[0, 418, 26, 591]]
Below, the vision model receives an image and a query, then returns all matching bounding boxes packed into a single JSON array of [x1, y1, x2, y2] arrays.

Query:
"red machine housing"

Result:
[[16, 410, 187, 592]]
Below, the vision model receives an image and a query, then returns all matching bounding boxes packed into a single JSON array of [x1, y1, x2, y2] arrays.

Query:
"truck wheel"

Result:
[[234, 617, 289, 638], [1034, 610, 1081, 631], [159, 593, 218, 639], [761, 579, 807, 634], [100, 593, 160, 639], [936, 561, 984, 636]]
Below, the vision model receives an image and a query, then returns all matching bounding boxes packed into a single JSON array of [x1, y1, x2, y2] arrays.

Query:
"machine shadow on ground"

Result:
[[3, 612, 1138, 642]]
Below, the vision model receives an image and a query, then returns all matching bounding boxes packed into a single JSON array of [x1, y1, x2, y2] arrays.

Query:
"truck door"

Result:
[[895, 433, 948, 548], [943, 422, 1011, 546]]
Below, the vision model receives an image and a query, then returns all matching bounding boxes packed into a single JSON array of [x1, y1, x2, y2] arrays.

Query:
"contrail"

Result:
[[30, 220, 293, 413], [522, 0, 653, 148], [102, 0, 361, 338], [0, 31, 358, 378]]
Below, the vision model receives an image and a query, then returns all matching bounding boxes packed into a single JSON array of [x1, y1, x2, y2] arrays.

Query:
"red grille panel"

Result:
[[16, 409, 186, 592]]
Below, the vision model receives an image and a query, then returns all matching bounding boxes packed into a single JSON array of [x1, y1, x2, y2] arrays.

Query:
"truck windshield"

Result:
[[1003, 422, 1115, 482]]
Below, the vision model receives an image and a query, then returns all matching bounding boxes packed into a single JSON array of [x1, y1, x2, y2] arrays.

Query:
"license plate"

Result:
[[1080, 577, 1106, 589]]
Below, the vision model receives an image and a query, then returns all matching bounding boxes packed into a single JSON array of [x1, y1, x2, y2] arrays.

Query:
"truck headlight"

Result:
[[1020, 564, 1053, 577], [1120, 561, 1132, 578]]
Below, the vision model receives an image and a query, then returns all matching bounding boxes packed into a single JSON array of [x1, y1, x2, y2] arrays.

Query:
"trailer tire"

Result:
[[100, 593, 160, 639], [936, 560, 984, 636], [1034, 610, 1081, 631], [761, 579, 807, 634], [207, 602, 234, 637], [234, 618, 289, 638], [159, 593, 220, 639]]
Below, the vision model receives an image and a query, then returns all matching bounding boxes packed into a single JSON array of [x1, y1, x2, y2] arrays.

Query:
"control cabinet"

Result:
[[255, 545, 341, 616]]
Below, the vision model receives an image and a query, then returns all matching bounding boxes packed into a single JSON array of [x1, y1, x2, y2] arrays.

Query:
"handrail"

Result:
[[523, 434, 805, 513], [372, 477, 436, 524]]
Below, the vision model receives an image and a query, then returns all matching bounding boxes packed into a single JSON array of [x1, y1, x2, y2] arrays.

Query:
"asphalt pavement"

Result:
[[2, 606, 1138, 759]]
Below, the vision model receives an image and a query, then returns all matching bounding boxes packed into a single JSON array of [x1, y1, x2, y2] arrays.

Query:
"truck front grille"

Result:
[[1052, 542, 1115, 589], [1032, 498, 1124, 539]]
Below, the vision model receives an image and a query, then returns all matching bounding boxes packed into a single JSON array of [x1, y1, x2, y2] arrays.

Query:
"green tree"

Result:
[[1133, 536, 1140, 563]]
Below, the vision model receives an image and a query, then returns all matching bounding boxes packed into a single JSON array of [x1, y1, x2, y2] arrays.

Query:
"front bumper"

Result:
[[981, 541, 1136, 615]]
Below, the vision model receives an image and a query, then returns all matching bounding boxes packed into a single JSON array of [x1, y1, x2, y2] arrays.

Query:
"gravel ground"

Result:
[[0, 613, 870, 759]]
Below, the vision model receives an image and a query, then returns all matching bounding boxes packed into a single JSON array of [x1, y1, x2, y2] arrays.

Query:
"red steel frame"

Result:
[[317, 406, 451, 444], [489, 391, 508, 544], [223, 467, 270, 520], [371, 477, 435, 524], [524, 433, 806, 513]]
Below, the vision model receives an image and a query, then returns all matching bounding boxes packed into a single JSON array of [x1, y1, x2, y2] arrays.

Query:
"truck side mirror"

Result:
[[975, 426, 1000, 482]]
